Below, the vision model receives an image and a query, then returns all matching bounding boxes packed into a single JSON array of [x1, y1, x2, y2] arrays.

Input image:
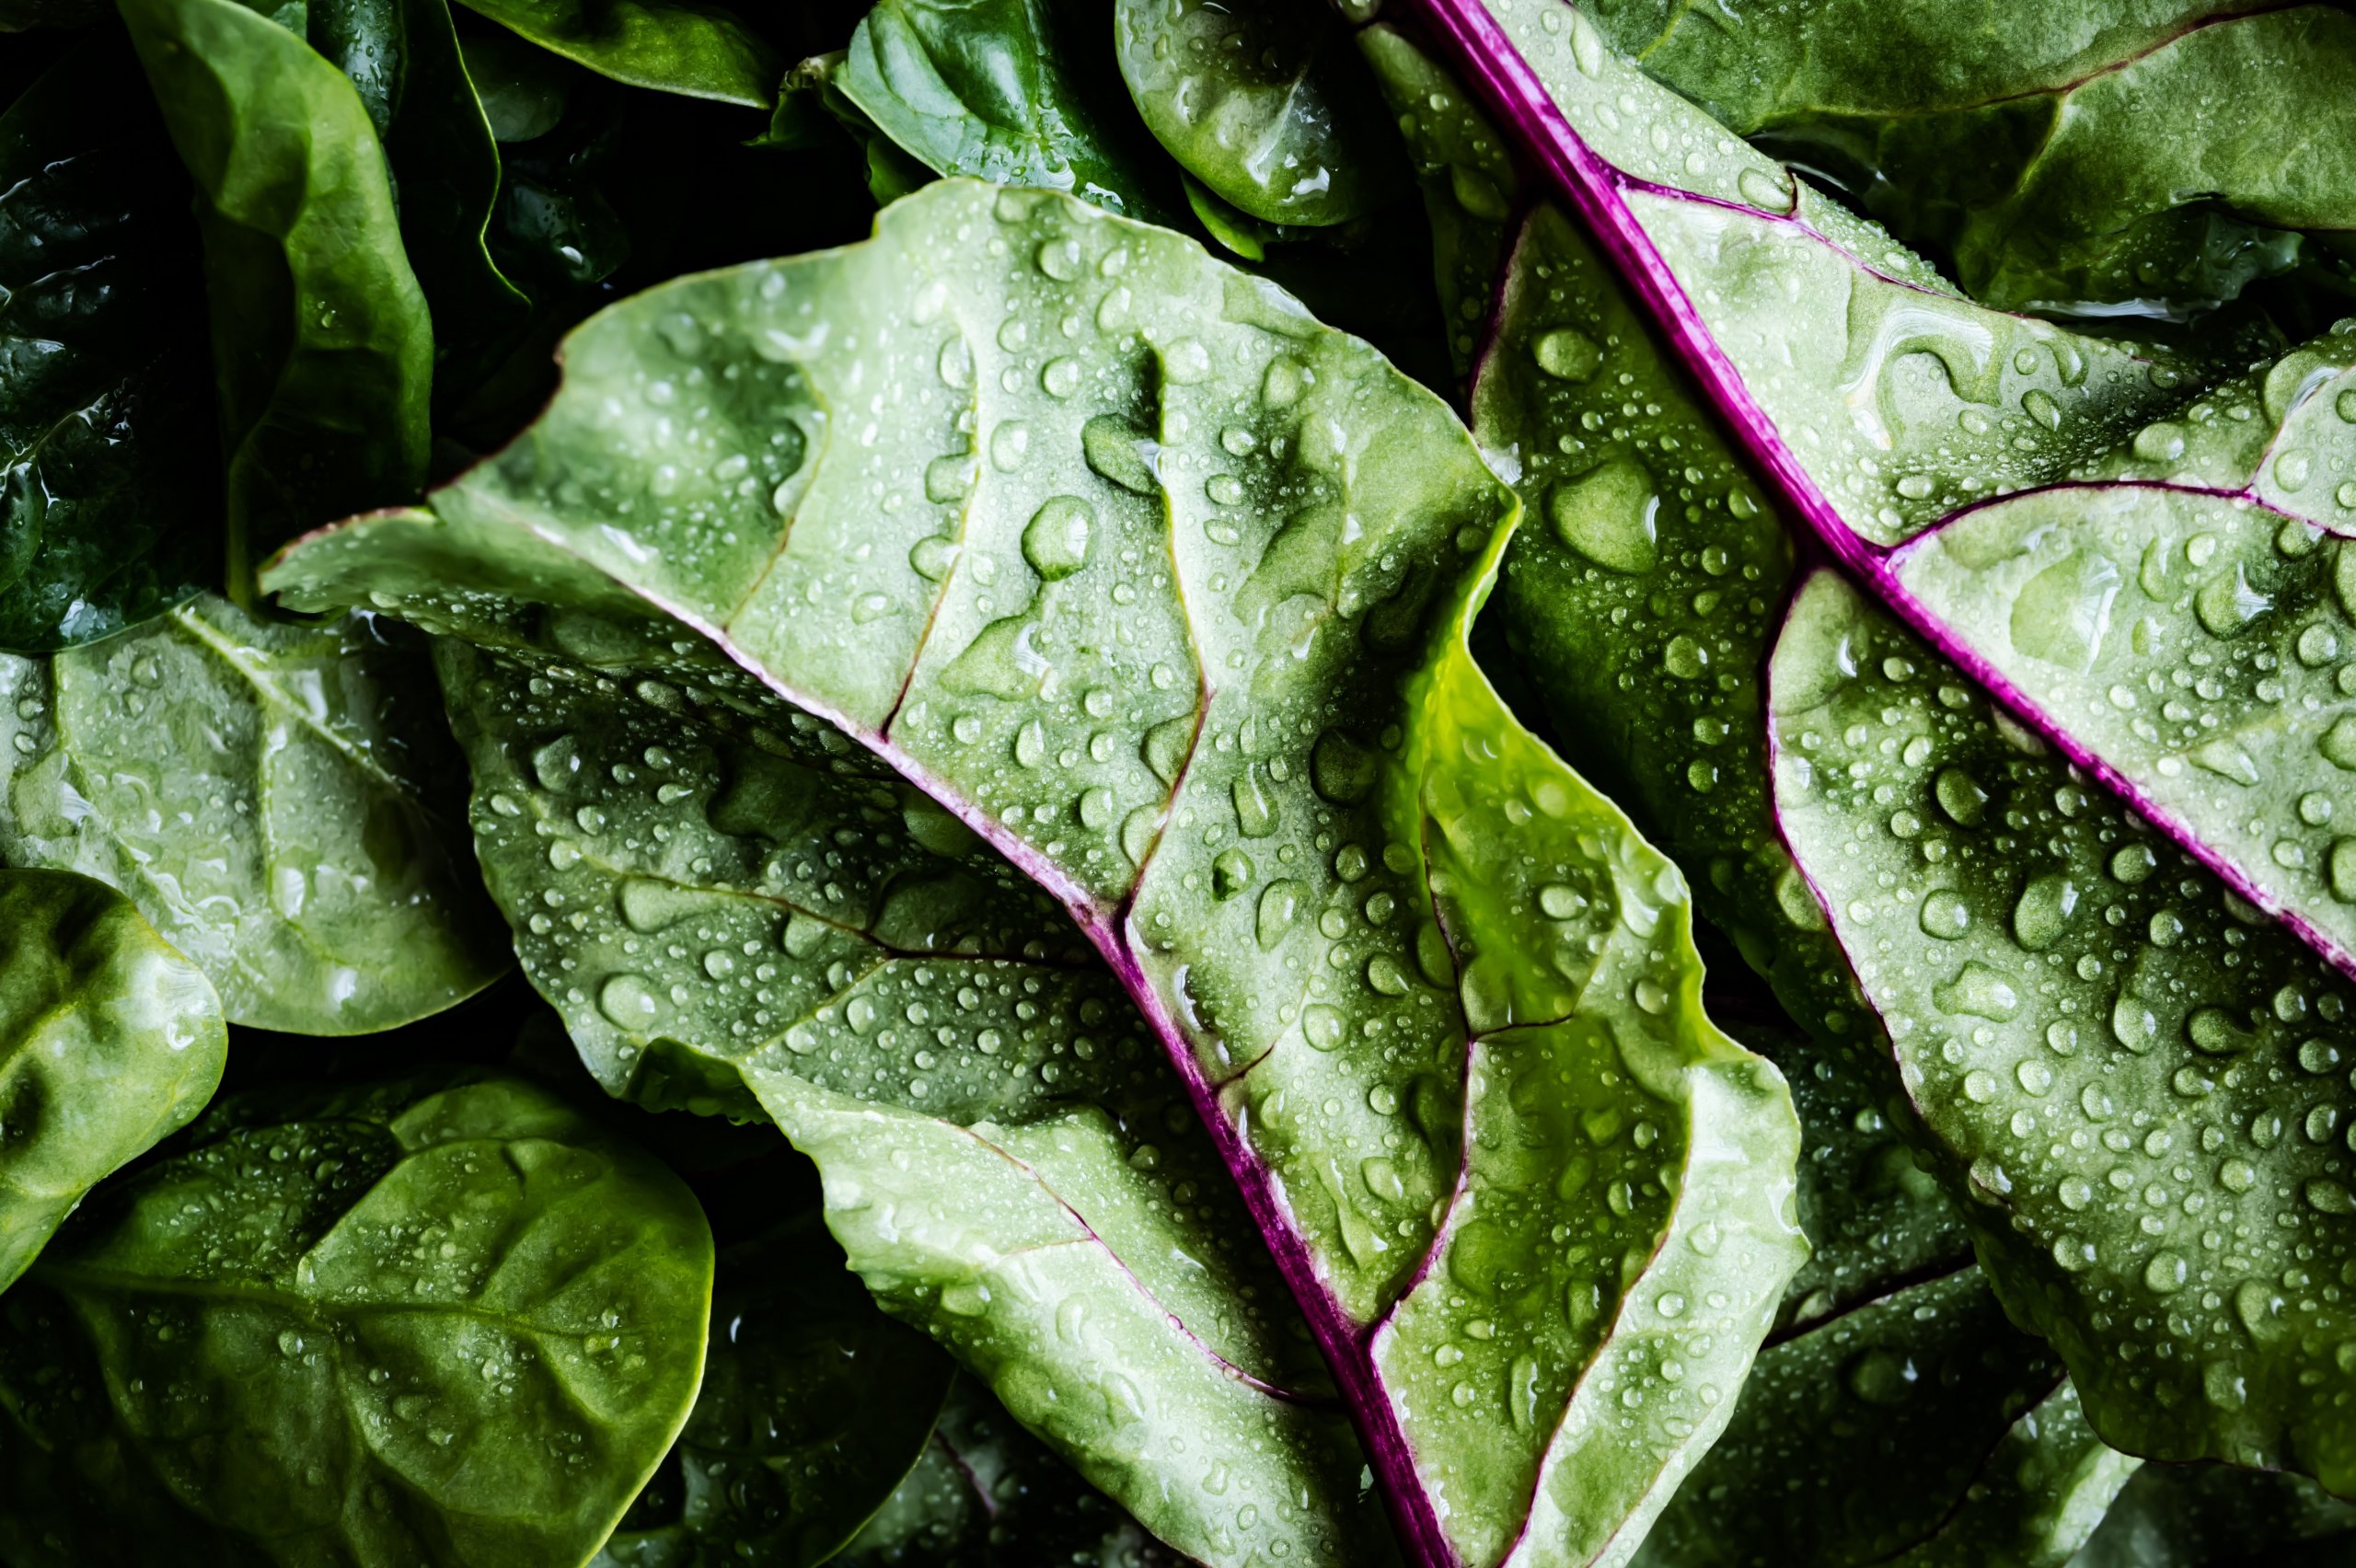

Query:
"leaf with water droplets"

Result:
[[267, 178, 1804, 1568], [0, 1071, 713, 1568], [1632, 1266, 2133, 1568], [1114, 0, 1405, 226], [0, 594, 507, 1032], [0, 870, 225, 1294], [450, 0, 780, 107], [2069, 1454, 2356, 1567], [1772, 570, 2356, 1488]]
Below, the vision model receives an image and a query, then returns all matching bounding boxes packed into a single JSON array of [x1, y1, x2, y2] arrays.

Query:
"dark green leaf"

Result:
[[454, 0, 780, 107], [120, 0, 433, 593], [0, 594, 508, 1033], [0, 1070, 714, 1568], [596, 1215, 953, 1568], [0, 37, 218, 651], [0, 869, 225, 1293], [1113, 0, 1403, 226], [265, 179, 1807, 1567], [2069, 1458, 2356, 1567]]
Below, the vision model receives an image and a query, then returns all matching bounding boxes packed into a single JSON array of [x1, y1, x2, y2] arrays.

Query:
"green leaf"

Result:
[[1113, 0, 1404, 226], [429, 624, 1389, 1566], [595, 1214, 953, 1568], [1633, 1266, 2134, 1568], [119, 0, 433, 594], [0, 594, 507, 1033], [265, 178, 1806, 1568], [453, 0, 780, 108], [0, 1070, 714, 1568], [1588, 2, 2356, 316], [0, 869, 225, 1293], [835, 0, 1174, 224], [1770, 568, 2356, 1488], [835, 1374, 1182, 1567], [0, 38, 218, 651], [2069, 1458, 2356, 1567]]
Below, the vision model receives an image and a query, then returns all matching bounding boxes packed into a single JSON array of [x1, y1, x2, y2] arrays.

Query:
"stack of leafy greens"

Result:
[[4, 0, 2356, 1562]]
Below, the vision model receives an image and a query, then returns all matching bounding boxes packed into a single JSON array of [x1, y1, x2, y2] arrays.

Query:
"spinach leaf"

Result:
[[2070, 1458, 2356, 1567], [833, 1374, 1181, 1567], [1771, 569, 2356, 1489], [120, 0, 433, 594], [1113, 0, 1403, 226], [1633, 1267, 2134, 1568], [0, 1070, 714, 1568], [833, 0, 1173, 223], [265, 178, 1807, 1568], [0, 37, 217, 651], [453, 0, 780, 107], [595, 1214, 953, 1568], [0, 594, 507, 1033], [0, 868, 225, 1293], [1586, 1, 2356, 317]]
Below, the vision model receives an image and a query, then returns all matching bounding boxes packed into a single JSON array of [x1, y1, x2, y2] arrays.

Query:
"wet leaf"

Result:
[[0, 1070, 714, 1568], [0, 594, 507, 1033], [454, 0, 781, 107], [266, 178, 1805, 1568], [0, 869, 225, 1292]]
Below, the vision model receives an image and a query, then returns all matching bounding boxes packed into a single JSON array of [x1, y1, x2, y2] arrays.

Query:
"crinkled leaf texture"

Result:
[[595, 1214, 954, 1568], [266, 178, 1805, 1568], [1772, 571, 2356, 1486], [1403, 0, 2356, 1483], [0, 1070, 714, 1568], [0, 594, 507, 1032], [0, 38, 217, 651], [453, 0, 780, 107], [1584, 1, 2356, 317], [120, 0, 433, 593], [0, 869, 225, 1293]]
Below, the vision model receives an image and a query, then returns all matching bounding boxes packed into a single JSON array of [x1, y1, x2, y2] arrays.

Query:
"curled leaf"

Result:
[[454, 0, 781, 108]]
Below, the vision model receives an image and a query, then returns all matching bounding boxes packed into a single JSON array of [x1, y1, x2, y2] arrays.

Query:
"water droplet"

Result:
[[2275, 448, 2315, 492], [1918, 888, 1970, 940], [1736, 163, 1796, 214], [1212, 848, 1254, 900], [2012, 873, 2079, 950], [598, 974, 663, 1029], [1532, 328, 1602, 382], [1547, 455, 1658, 573], [1303, 1003, 1343, 1050], [1663, 635, 1708, 679], [1082, 416, 1157, 494], [1934, 961, 2017, 1020], [2186, 1007, 2256, 1055], [1934, 767, 1987, 826], [1257, 880, 1304, 950], [1231, 767, 1277, 838], [2143, 1251, 2189, 1293], [1022, 497, 1095, 581], [1845, 1348, 1916, 1406], [2022, 389, 2062, 431]]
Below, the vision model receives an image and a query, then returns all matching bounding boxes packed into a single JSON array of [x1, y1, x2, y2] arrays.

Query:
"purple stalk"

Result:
[[1401, 0, 2356, 986]]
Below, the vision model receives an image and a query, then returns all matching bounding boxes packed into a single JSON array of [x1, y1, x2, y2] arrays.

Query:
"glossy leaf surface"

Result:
[[1771, 569, 2356, 1488], [267, 178, 1805, 1568], [595, 1214, 953, 1568], [1585, 1, 2356, 316], [430, 624, 1386, 1567], [0, 869, 225, 1293], [0, 39, 216, 651], [121, 0, 432, 592], [1633, 1266, 2132, 1568], [0, 1071, 714, 1568], [1114, 0, 1403, 226], [2068, 1458, 2356, 1567], [836, 0, 1171, 224], [454, 0, 780, 107], [0, 594, 506, 1032]]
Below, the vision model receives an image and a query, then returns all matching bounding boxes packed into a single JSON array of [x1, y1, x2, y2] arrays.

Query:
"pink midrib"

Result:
[[1399, 0, 2356, 989]]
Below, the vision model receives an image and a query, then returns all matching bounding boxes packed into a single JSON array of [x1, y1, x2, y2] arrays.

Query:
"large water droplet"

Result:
[[1547, 455, 1658, 573], [1022, 497, 1095, 581], [1532, 328, 1602, 382]]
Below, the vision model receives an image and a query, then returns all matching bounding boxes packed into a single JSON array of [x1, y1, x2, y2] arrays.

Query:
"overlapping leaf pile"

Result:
[[5, 0, 2356, 1563]]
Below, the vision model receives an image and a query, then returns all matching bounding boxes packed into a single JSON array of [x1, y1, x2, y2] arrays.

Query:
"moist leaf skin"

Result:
[[0, 38, 218, 652], [0, 594, 508, 1033], [1583, 2, 2356, 317], [593, 1214, 955, 1568], [1113, 0, 1406, 228], [0, 869, 226, 1294], [1770, 568, 2356, 1491], [835, 0, 1176, 225], [1399, 0, 2356, 1006], [430, 625, 1388, 1567], [0, 1070, 715, 1568], [1632, 1266, 2133, 1568], [452, 0, 780, 108], [2069, 1458, 2356, 1566], [266, 178, 1806, 1568], [119, 0, 433, 597]]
